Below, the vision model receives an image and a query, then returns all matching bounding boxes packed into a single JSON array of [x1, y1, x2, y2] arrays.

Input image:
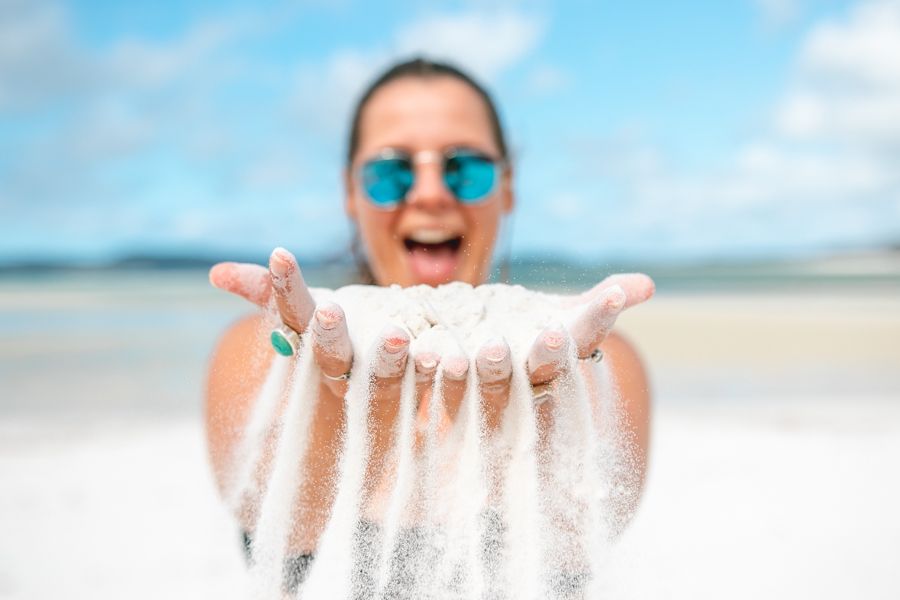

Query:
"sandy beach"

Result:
[[1, 272, 898, 599]]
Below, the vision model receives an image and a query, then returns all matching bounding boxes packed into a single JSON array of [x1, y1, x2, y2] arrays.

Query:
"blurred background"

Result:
[[1, 0, 898, 598]]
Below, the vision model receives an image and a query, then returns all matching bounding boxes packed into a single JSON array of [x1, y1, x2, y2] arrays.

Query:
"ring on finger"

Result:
[[580, 348, 604, 363], [322, 369, 352, 381], [271, 325, 302, 357]]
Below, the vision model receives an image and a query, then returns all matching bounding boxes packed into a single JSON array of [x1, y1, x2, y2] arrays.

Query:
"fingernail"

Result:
[[382, 326, 410, 354], [314, 303, 343, 330], [528, 325, 569, 375], [373, 326, 409, 378], [482, 337, 508, 363], [543, 326, 566, 352], [417, 352, 439, 371], [443, 355, 469, 380], [269, 247, 293, 277]]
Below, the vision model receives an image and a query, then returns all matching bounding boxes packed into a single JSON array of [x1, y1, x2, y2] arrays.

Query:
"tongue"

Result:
[[408, 243, 459, 285]]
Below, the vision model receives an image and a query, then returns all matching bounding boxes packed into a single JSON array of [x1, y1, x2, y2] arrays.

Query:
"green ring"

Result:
[[270, 329, 296, 357]]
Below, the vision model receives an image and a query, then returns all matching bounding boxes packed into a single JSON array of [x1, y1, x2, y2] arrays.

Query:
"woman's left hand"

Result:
[[452, 273, 655, 434]]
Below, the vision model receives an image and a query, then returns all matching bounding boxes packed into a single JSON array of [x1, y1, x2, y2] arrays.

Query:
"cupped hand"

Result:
[[210, 248, 355, 398], [468, 273, 655, 434], [209, 252, 655, 435]]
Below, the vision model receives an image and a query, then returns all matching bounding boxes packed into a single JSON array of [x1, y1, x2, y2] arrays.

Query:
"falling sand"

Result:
[[225, 282, 638, 599]]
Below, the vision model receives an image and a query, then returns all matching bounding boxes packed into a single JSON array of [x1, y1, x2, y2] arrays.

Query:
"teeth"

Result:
[[407, 230, 459, 244]]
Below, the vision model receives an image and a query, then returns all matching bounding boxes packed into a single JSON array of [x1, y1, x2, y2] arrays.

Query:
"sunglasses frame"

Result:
[[357, 146, 505, 210]]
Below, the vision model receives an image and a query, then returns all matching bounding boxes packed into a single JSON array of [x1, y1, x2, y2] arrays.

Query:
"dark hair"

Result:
[[346, 57, 509, 165], [345, 57, 511, 284]]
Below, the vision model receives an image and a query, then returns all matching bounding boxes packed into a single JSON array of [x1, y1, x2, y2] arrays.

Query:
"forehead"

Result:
[[355, 76, 499, 157]]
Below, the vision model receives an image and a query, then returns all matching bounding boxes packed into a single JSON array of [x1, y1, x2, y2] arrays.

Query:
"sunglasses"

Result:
[[359, 147, 502, 209]]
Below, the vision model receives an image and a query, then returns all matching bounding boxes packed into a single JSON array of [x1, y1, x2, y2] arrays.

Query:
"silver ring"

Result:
[[582, 348, 603, 363], [271, 325, 301, 357], [322, 370, 351, 381]]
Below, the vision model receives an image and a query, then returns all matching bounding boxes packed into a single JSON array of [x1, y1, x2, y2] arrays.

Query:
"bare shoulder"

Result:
[[205, 313, 273, 427], [599, 331, 650, 394], [598, 331, 652, 454], [205, 313, 276, 485]]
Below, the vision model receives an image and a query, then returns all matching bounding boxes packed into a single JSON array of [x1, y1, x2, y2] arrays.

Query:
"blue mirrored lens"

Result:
[[361, 158, 413, 207], [443, 153, 497, 202]]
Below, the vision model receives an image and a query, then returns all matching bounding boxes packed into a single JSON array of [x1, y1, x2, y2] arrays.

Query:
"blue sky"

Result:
[[2, 0, 899, 264]]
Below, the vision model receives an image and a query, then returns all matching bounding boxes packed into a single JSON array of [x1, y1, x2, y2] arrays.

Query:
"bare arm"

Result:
[[598, 331, 652, 523]]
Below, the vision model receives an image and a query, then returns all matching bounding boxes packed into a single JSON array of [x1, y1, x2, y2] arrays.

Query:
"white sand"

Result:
[[2, 400, 898, 599], [1, 276, 899, 598]]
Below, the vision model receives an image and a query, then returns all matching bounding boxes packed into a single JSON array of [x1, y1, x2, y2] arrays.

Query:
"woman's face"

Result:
[[346, 76, 513, 287]]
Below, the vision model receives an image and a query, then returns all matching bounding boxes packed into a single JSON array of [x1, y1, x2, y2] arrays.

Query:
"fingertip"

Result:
[[615, 272, 655, 305], [542, 322, 568, 352], [372, 325, 410, 379], [380, 325, 410, 354], [269, 247, 295, 277], [314, 301, 345, 330], [415, 351, 440, 373], [208, 262, 233, 289], [528, 324, 569, 377], [479, 336, 509, 363], [477, 337, 512, 383], [642, 274, 656, 300], [443, 355, 470, 380]]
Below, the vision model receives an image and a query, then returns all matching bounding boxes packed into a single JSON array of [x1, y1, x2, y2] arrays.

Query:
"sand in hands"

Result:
[[228, 282, 637, 599]]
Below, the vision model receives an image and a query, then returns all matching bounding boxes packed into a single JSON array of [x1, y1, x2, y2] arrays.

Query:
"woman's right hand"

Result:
[[210, 248, 358, 399]]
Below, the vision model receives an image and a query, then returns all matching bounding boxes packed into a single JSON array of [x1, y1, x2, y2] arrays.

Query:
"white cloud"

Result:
[[292, 50, 389, 139], [0, 0, 250, 111], [392, 11, 544, 82], [560, 0, 900, 259], [801, 0, 900, 87], [777, 0, 900, 146], [239, 147, 309, 190], [289, 9, 545, 139], [0, 0, 92, 110], [108, 19, 244, 90]]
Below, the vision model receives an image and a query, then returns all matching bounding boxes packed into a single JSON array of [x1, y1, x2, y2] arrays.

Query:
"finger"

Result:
[[371, 325, 411, 381], [413, 351, 441, 439], [209, 262, 272, 306], [568, 285, 626, 358], [268, 247, 316, 333], [366, 326, 411, 505], [572, 273, 655, 309], [414, 351, 440, 384], [441, 353, 469, 423], [526, 323, 570, 386], [413, 351, 440, 424], [477, 337, 512, 433], [311, 302, 353, 395]]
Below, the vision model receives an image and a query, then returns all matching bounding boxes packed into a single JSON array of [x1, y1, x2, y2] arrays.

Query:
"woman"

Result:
[[205, 58, 654, 592]]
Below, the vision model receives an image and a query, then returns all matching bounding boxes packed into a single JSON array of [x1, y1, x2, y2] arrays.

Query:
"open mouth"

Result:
[[402, 232, 464, 284], [403, 236, 463, 253]]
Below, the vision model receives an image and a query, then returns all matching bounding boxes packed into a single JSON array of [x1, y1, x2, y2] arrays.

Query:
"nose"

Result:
[[405, 160, 455, 211]]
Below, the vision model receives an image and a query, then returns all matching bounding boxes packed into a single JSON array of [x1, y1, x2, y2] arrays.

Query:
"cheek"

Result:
[[357, 207, 398, 253], [464, 206, 502, 250]]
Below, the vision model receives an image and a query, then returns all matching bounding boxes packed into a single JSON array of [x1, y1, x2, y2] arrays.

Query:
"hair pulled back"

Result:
[[346, 57, 509, 165]]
